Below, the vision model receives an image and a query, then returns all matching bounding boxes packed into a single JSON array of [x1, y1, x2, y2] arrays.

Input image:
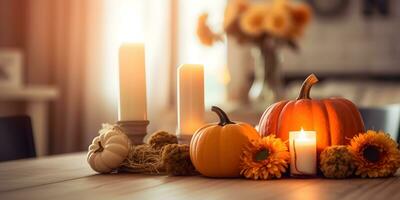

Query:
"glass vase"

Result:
[[249, 40, 284, 109]]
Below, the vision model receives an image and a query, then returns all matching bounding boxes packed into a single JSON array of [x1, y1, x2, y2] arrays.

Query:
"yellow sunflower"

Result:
[[240, 135, 290, 180], [263, 3, 292, 38], [239, 4, 269, 37], [223, 0, 249, 31], [348, 130, 400, 178], [196, 13, 222, 46]]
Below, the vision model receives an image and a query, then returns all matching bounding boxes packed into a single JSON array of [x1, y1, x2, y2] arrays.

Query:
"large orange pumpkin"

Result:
[[258, 74, 365, 153], [190, 106, 260, 177]]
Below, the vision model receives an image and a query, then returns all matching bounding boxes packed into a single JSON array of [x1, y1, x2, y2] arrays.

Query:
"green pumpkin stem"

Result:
[[211, 106, 235, 126], [297, 73, 319, 100]]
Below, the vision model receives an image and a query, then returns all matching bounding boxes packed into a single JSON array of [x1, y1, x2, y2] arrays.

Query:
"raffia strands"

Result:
[[120, 144, 165, 174]]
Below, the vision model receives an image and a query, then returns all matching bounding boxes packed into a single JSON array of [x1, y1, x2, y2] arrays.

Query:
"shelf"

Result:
[[0, 85, 59, 156], [0, 86, 59, 101]]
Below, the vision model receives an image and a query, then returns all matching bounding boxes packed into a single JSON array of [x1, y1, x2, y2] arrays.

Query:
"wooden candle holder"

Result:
[[117, 120, 149, 145], [176, 130, 193, 145], [177, 135, 192, 145]]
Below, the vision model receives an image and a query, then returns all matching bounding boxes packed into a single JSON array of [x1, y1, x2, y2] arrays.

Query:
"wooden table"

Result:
[[0, 153, 399, 200]]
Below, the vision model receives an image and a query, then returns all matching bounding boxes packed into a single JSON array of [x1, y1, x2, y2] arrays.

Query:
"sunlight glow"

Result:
[[178, 0, 228, 107], [102, 0, 145, 105]]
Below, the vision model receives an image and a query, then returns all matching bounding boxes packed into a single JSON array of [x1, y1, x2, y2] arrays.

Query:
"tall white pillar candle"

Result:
[[289, 129, 317, 176], [177, 64, 205, 136], [118, 43, 147, 121]]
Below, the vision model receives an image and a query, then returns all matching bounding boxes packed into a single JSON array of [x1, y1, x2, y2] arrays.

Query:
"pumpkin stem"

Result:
[[297, 73, 319, 100], [211, 106, 235, 126], [95, 141, 104, 153]]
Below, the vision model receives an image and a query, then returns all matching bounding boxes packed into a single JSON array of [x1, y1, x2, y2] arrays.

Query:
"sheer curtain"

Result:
[[26, 0, 91, 153], [84, 0, 173, 149], [25, 0, 172, 153]]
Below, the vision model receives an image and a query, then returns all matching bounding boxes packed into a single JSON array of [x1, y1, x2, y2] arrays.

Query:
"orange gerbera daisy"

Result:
[[348, 130, 400, 178], [240, 135, 290, 180]]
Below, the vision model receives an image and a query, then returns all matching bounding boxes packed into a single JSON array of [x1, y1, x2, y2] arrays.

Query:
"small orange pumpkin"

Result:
[[190, 106, 260, 177], [258, 74, 365, 153]]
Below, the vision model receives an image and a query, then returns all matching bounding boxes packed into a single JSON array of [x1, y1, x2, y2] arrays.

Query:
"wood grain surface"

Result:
[[0, 153, 399, 200]]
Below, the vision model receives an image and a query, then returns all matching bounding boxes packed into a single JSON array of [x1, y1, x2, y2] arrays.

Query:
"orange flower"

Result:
[[239, 4, 269, 37], [263, 3, 292, 38], [224, 0, 249, 31], [348, 130, 400, 178], [240, 135, 290, 180], [274, 0, 290, 7], [197, 0, 312, 45], [288, 3, 312, 38], [196, 13, 222, 46]]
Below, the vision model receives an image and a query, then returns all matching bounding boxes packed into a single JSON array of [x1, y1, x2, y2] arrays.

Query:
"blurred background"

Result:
[[0, 0, 399, 156]]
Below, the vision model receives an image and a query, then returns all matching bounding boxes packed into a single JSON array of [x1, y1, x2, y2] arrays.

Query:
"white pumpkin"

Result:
[[87, 124, 131, 173]]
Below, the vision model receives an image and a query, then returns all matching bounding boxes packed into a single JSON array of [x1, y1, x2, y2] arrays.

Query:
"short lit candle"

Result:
[[289, 128, 317, 176], [177, 64, 205, 137], [118, 43, 147, 121]]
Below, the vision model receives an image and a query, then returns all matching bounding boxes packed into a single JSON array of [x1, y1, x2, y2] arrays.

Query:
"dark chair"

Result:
[[0, 115, 36, 162], [359, 104, 400, 143]]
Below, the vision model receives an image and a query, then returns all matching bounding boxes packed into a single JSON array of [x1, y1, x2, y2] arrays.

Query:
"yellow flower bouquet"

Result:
[[197, 0, 312, 105], [197, 0, 311, 47]]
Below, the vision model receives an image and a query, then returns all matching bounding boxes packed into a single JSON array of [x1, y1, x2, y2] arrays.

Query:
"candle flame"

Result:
[[298, 127, 307, 140]]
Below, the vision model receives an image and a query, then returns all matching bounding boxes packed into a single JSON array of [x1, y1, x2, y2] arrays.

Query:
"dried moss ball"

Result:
[[161, 144, 196, 176], [320, 145, 355, 179], [148, 131, 178, 150]]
